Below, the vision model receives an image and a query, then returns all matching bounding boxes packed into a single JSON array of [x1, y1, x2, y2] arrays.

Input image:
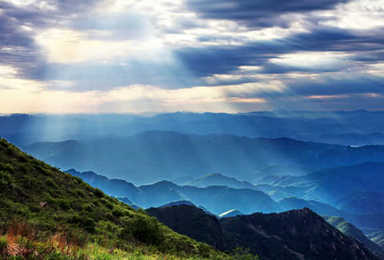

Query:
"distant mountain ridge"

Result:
[[279, 197, 342, 216], [68, 166, 384, 235], [258, 162, 384, 205], [4, 111, 384, 146], [186, 173, 257, 189], [67, 169, 280, 214], [24, 131, 384, 184]]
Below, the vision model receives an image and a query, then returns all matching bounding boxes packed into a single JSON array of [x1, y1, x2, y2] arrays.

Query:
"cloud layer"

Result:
[[1, 0, 384, 113]]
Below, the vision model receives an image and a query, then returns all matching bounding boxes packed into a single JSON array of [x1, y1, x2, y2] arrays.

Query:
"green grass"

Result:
[[0, 232, 229, 259], [0, 139, 258, 259], [0, 221, 257, 260]]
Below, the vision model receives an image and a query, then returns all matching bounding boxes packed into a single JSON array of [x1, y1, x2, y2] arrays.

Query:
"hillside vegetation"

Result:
[[325, 216, 384, 259], [0, 139, 247, 259]]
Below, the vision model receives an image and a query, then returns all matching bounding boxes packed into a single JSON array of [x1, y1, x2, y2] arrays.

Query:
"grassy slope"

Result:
[[367, 231, 384, 248], [325, 216, 384, 259], [0, 139, 234, 259]]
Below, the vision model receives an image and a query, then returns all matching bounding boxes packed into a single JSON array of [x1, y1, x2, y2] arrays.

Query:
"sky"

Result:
[[1, 0, 384, 114]]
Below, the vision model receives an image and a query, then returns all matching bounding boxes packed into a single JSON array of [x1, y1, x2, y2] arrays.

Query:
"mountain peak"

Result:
[[149, 204, 378, 260], [160, 200, 195, 208], [149, 180, 178, 188]]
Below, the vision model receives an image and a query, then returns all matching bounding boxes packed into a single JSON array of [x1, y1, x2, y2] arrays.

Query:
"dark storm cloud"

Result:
[[174, 25, 384, 100], [0, 14, 32, 48], [0, 0, 103, 29], [353, 51, 384, 63], [222, 75, 384, 101], [175, 41, 288, 77], [264, 93, 384, 111], [175, 47, 251, 77], [175, 26, 384, 81], [174, 41, 323, 79], [0, 2, 45, 80], [284, 27, 384, 52], [54, 0, 101, 12], [287, 76, 384, 96], [261, 63, 343, 74], [185, 0, 350, 28]]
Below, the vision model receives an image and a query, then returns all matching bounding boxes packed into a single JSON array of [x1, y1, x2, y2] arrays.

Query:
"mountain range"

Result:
[[4, 111, 384, 146], [23, 131, 384, 184], [66, 167, 384, 235], [147, 204, 379, 260], [68, 165, 384, 250], [257, 162, 384, 209], [2, 138, 382, 259], [3, 111, 384, 259], [67, 169, 279, 214]]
